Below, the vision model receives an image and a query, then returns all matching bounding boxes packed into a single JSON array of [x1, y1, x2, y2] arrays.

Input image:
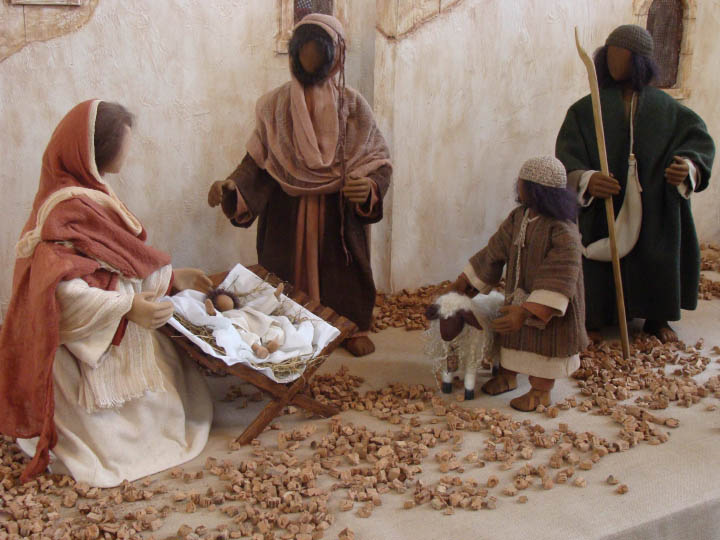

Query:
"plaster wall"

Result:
[[373, 0, 720, 292], [1, 0, 718, 315], [0, 0, 377, 318], [682, 0, 720, 243], [0, 0, 98, 61]]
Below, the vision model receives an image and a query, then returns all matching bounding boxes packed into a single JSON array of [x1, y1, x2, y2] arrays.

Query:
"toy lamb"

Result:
[[425, 291, 504, 400]]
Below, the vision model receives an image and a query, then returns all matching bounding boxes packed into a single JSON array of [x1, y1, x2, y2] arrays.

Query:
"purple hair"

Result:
[[516, 179, 579, 222], [594, 45, 659, 92]]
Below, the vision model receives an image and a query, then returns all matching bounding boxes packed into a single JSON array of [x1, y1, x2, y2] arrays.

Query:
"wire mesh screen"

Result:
[[646, 0, 684, 88], [295, 0, 334, 24]]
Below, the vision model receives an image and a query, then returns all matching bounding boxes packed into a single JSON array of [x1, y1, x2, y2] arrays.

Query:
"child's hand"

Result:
[[445, 273, 475, 296], [492, 305, 530, 334]]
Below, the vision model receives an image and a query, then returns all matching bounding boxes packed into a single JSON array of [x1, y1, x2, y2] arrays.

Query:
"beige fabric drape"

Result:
[[58, 265, 172, 412], [17, 268, 212, 487]]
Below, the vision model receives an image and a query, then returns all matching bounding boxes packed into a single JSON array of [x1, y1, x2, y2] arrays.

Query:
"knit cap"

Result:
[[606, 24, 654, 57], [518, 156, 567, 188]]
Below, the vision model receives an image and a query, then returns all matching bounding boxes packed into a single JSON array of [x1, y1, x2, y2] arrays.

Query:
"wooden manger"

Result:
[[159, 264, 357, 445]]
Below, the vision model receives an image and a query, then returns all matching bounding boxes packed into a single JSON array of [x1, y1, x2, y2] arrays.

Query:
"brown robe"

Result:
[[221, 154, 391, 331], [468, 207, 589, 358]]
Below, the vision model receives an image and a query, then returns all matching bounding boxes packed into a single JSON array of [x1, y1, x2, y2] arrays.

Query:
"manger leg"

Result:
[[235, 398, 286, 445], [291, 394, 340, 417], [234, 360, 328, 445]]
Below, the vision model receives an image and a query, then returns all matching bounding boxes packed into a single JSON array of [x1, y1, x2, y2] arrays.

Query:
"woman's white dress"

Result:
[[18, 265, 212, 488]]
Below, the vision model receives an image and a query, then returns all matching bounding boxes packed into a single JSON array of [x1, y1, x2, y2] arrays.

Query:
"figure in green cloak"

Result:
[[556, 24, 715, 343]]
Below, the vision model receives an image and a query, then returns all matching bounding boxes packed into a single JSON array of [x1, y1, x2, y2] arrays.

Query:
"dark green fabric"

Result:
[[556, 86, 715, 328]]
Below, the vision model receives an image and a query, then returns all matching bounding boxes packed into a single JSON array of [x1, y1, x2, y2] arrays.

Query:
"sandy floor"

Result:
[[143, 291, 720, 540], [4, 291, 720, 540]]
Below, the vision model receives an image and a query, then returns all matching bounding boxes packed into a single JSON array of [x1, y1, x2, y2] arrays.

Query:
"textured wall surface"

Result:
[[0, 0, 98, 61], [373, 0, 720, 292], [0, 0, 377, 318], [1, 0, 718, 317], [682, 0, 720, 243]]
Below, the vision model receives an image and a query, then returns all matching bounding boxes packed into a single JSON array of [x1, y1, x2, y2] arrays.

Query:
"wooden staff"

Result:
[[574, 27, 631, 359]]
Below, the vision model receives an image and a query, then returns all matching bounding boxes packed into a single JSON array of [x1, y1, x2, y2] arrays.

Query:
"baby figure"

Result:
[[204, 284, 285, 358]]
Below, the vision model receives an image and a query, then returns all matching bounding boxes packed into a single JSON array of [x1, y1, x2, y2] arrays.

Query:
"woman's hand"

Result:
[[127, 292, 174, 329], [491, 305, 530, 334], [173, 268, 213, 294], [208, 179, 236, 208]]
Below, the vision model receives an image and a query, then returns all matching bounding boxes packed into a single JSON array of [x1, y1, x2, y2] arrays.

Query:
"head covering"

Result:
[[518, 155, 567, 188], [0, 100, 170, 482], [295, 13, 345, 80], [606, 24, 654, 57], [246, 14, 391, 197]]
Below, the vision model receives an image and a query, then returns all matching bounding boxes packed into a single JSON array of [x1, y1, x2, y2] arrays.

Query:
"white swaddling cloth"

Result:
[[163, 264, 340, 383]]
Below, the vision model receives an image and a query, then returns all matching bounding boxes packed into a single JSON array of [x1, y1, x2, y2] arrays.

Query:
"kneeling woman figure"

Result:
[[0, 100, 213, 486], [452, 156, 588, 411]]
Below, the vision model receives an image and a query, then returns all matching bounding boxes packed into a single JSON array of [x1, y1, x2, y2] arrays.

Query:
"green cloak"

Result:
[[556, 86, 715, 328]]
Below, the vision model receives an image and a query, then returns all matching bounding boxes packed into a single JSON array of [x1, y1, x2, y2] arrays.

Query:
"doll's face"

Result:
[[214, 294, 235, 312], [517, 178, 528, 204], [299, 40, 325, 75], [607, 45, 633, 82], [103, 125, 132, 175]]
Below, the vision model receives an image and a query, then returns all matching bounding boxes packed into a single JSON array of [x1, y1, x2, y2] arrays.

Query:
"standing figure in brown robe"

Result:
[[450, 156, 588, 411], [208, 14, 392, 356]]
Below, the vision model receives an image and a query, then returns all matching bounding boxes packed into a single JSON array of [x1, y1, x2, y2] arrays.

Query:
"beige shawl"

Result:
[[246, 14, 391, 300], [57, 265, 172, 412], [247, 14, 391, 196]]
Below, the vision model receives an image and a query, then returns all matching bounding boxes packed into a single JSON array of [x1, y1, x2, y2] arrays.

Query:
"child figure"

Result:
[[451, 156, 588, 411]]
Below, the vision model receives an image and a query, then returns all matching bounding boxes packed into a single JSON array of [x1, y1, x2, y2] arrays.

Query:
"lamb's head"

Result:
[[426, 292, 482, 342]]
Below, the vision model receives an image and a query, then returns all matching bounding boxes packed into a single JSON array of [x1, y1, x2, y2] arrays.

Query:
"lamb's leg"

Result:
[[441, 353, 460, 393], [441, 370, 453, 394], [464, 369, 476, 400]]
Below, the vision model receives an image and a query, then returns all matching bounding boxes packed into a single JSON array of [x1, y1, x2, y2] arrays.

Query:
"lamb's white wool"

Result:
[[468, 290, 504, 327], [433, 290, 504, 332], [467, 291, 504, 372], [435, 292, 475, 319], [425, 291, 505, 390], [424, 321, 484, 385]]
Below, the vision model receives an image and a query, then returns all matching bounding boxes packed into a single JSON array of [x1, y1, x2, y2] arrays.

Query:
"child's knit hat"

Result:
[[518, 155, 567, 188], [606, 24, 654, 57]]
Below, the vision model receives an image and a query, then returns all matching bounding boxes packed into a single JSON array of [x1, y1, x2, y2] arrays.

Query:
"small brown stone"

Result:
[[339, 528, 355, 540]]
